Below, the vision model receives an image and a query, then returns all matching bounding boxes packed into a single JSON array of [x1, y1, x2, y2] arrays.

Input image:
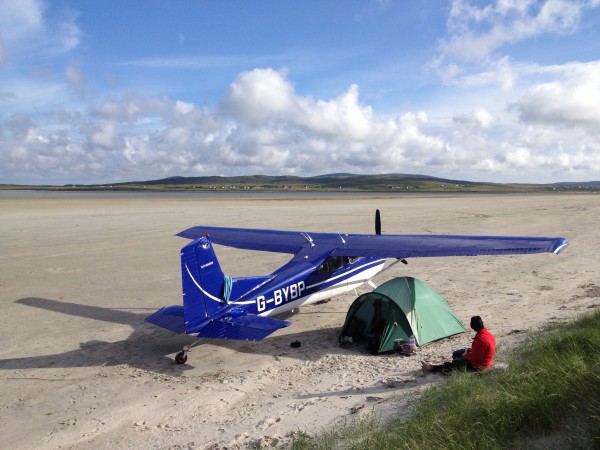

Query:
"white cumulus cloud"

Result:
[[454, 108, 495, 129], [429, 0, 594, 89], [0, 0, 80, 62], [516, 61, 600, 130], [441, 0, 583, 64], [2, 63, 600, 184]]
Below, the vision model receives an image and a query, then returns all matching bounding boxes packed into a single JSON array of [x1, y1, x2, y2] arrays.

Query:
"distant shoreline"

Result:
[[2, 172, 599, 194], [0, 188, 594, 201]]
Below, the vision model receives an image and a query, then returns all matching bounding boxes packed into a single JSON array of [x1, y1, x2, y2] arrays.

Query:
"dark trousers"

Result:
[[429, 358, 478, 373]]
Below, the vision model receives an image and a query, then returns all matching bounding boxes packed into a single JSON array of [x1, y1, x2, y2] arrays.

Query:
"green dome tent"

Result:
[[339, 276, 466, 354]]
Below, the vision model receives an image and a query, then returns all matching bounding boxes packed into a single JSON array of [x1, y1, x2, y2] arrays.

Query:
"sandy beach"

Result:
[[1, 192, 598, 449]]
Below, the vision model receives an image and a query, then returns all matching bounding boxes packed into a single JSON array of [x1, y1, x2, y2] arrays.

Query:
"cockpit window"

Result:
[[318, 256, 356, 273]]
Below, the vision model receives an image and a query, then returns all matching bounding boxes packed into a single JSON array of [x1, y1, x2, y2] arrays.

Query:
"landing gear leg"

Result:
[[174, 338, 203, 364]]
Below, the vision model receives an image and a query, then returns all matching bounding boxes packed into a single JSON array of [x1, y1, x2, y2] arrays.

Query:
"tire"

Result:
[[175, 351, 188, 364]]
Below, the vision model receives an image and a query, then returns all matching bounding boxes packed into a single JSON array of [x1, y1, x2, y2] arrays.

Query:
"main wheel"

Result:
[[175, 351, 188, 364]]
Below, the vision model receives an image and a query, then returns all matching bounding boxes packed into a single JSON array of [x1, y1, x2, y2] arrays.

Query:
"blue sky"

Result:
[[1, 0, 600, 185]]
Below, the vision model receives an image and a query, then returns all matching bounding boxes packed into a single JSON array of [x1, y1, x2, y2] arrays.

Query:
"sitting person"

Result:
[[421, 315, 496, 373]]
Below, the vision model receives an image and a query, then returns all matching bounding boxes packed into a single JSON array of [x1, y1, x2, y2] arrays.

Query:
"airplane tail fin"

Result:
[[180, 235, 230, 330], [145, 235, 227, 334], [179, 236, 292, 339], [146, 235, 290, 338]]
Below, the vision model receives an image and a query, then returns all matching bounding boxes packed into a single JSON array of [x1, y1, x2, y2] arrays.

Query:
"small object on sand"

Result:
[[394, 339, 417, 355], [290, 340, 301, 348], [421, 360, 434, 373], [401, 343, 416, 353], [350, 404, 365, 414]]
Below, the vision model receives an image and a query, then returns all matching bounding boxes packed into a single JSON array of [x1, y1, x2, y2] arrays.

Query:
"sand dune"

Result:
[[1, 192, 598, 449]]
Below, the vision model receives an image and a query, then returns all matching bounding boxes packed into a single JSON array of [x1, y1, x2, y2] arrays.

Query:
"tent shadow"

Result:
[[2, 297, 366, 375]]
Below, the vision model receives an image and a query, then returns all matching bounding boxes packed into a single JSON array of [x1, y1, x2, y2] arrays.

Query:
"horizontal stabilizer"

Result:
[[198, 314, 291, 341], [145, 306, 186, 334]]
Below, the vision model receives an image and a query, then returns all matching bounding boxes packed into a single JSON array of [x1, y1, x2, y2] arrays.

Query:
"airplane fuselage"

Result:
[[231, 256, 387, 317]]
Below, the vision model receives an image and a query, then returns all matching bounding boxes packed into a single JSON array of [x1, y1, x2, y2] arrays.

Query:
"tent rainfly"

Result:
[[338, 276, 466, 354]]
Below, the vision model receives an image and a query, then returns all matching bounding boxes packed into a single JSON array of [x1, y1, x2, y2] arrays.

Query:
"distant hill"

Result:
[[116, 173, 493, 190], [108, 173, 599, 192], [549, 181, 600, 189], [2, 173, 599, 192]]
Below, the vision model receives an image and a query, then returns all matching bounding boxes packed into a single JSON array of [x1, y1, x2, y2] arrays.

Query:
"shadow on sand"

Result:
[[1, 297, 365, 376]]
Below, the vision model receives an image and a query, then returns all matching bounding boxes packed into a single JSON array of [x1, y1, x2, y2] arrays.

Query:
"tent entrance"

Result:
[[341, 295, 411, 354]]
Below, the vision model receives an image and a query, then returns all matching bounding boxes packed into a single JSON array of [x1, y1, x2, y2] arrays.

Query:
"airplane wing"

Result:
[[177, 226, 314, 254], [177, 225, 568, 258], [328, 234, 568, 258]]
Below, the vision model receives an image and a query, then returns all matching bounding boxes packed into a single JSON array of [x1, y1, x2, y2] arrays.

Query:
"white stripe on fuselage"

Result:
[[304, 259, 385, 290], [260, 259, 386, 317]]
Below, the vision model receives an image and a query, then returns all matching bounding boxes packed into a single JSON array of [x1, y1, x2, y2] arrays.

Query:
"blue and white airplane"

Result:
[[146, 211, 568, 363]]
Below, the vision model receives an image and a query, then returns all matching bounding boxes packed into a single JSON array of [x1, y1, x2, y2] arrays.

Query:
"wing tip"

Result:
[[553, 238, 569, 255]]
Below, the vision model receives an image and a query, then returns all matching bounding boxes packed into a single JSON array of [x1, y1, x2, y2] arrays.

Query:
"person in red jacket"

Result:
[[421, 316, 496, 373]]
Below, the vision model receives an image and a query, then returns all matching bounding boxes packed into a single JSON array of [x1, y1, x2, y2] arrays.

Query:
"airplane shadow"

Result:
[[0, 297, 369, 376]]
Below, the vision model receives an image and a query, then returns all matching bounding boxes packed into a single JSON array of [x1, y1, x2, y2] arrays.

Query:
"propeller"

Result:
[[376, 209, 407, 265]]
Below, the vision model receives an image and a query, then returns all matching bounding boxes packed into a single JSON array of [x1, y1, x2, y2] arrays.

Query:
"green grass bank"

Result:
[[292, 310, 600, 449]]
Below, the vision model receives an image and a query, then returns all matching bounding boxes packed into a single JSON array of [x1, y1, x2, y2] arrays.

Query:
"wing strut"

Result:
[[301, 232, 314, 247]]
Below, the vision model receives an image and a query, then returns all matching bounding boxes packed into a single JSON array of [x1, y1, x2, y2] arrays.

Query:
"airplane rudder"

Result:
[[195, 237, 225, 296], [180, 238, 209, 325], [182, 236, 227, 319]]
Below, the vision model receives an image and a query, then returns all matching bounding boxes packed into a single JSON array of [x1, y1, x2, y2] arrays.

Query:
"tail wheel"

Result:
[[175, 351, 188, 364]]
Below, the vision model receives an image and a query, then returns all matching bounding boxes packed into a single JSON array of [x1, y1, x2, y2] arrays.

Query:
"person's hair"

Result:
[[470, 315, 484, 332]]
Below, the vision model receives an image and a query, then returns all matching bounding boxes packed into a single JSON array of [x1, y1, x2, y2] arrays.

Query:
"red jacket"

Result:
[[463, 328, 496, 370]]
